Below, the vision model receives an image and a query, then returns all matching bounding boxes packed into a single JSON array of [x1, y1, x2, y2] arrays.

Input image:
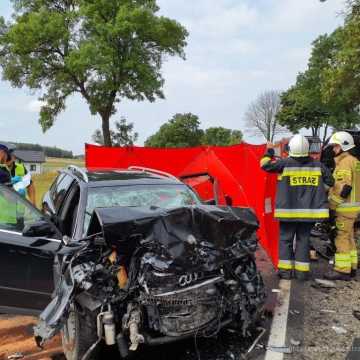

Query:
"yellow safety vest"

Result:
[[14, 163, 26, 177]]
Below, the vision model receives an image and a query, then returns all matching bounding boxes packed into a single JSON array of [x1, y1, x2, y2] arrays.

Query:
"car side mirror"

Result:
[[204, 199, 217, 205], [22, 220, 57, 238]]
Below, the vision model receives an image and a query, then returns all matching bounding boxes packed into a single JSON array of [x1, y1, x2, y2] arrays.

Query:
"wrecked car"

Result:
[[35, 205, 265, 359], [0, 168, 265, 359]]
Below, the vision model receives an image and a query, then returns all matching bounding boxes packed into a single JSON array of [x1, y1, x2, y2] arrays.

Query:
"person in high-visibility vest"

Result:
[[0, 142, 17, 228], [260, 135, 334, 281], [6, 144, 36, 205], [324, 131, 360, 281]]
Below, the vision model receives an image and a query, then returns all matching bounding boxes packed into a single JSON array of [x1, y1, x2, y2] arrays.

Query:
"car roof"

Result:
[[62, 167, 183, 187]]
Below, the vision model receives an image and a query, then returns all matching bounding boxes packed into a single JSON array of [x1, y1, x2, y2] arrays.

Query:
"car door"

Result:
[[0, 185, 62, 315]]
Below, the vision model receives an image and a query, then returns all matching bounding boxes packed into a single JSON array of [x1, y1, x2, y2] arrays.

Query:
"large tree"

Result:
[[92, 117, 138, 146], [278, 30, 360, 141], [245, 90, 287, 142], [202, 127, 242, 146], [145, 113, 204, 147], [0, 0, 188, 146]]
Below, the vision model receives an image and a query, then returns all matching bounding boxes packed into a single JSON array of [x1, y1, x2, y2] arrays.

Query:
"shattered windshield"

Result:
[[83, 184, 201, 233]]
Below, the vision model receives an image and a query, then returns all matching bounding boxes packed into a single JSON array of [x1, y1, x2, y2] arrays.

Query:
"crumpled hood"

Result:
[[87, 205, 259, 271]]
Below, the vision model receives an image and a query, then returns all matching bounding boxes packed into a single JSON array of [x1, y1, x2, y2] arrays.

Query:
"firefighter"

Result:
[[324, 131, 360, 281], [0, 142, 17, 229], [260, 134, 334, 280]]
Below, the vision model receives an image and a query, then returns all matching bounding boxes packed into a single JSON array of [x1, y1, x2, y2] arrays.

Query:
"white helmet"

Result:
[[288, 134, 309, 157], [329, 131, 355, 152]]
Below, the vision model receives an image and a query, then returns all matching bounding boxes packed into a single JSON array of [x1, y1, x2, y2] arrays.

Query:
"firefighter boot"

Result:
[[324, 269, 351, 281], [295, 270, 310, 282], [351, 269, 357, 278], [278, 270, 292, 280]]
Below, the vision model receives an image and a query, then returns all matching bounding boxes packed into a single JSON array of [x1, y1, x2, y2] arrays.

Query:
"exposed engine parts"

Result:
[[34, 205, 266, 357], [123, 304, 144, 351], [97, 306, 116, 346]]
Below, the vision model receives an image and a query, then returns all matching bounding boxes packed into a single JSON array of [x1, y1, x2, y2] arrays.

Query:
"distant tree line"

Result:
[[14, 142, 74, 158], [92, 114, 243, 148], [144, 113, 243, 148]]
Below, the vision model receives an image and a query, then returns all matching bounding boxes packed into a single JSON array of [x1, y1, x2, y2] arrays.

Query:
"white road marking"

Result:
[[264, 279, 292, 360]]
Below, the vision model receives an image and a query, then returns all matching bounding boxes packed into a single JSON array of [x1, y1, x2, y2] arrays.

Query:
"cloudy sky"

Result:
[[0, 0, 345, 154]]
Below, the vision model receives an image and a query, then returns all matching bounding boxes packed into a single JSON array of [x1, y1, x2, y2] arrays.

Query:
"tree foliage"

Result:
[[277, 33, 340, 139], [321, 2, 360, 114], [202, 127, 242, 146], [0, 0, 188, 146], [145, 113, 242, 148], [277, 7, 360, 139], [92, 118, 138, 146], [145, 113, 204, 147], [245, 90, 287, 142]]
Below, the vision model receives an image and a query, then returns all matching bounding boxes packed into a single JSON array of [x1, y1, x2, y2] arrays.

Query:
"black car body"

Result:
[[0, 185, 61, 314], [0, 167, 203, 315], [0, 167, 265, 360]]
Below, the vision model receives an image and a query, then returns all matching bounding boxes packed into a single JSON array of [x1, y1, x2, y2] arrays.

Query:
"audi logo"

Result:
[[178, 272, 204, 287]]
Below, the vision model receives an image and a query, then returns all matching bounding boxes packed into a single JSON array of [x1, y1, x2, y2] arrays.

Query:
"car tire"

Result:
[[61, 304, 98, 360]]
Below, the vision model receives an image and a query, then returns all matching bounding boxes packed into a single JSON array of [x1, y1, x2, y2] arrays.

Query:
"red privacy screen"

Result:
[[85, 143, 279, 265]]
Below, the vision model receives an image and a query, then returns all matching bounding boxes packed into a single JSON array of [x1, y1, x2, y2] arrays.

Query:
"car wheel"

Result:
[[61, 304, 98, 360]]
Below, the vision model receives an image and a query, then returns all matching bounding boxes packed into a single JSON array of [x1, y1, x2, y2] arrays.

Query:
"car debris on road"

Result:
[[332, 326, 348, 335], [7, 353, 24, 360]]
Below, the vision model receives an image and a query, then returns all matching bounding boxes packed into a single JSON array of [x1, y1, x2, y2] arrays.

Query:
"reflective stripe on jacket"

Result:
[[260, 153, 334, 222], [329, 152, 360, 217]]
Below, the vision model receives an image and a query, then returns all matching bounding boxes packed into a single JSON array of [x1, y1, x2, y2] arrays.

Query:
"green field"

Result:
[[32, 157, 85, 208], [43, 157, 84, 173]]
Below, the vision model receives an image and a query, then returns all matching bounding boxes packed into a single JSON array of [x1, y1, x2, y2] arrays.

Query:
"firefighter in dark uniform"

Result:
[[260, 134, 334, 280]]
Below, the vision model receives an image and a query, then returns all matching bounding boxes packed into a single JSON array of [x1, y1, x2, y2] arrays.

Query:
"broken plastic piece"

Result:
[[332, 326, 347, 335], [7, 353, 24, 360], [267, 346, 292, 354], [244, 327, 266, 357]]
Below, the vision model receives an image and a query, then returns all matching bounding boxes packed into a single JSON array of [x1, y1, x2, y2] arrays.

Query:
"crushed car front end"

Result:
[[34, 205, 266, 359]]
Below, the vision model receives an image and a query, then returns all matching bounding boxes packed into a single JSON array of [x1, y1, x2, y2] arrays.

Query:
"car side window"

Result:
[[0, 186, 42, 232], [51, 174, 74, 211], [50, 174, 65, 203], [57, 184, 80, 237]]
